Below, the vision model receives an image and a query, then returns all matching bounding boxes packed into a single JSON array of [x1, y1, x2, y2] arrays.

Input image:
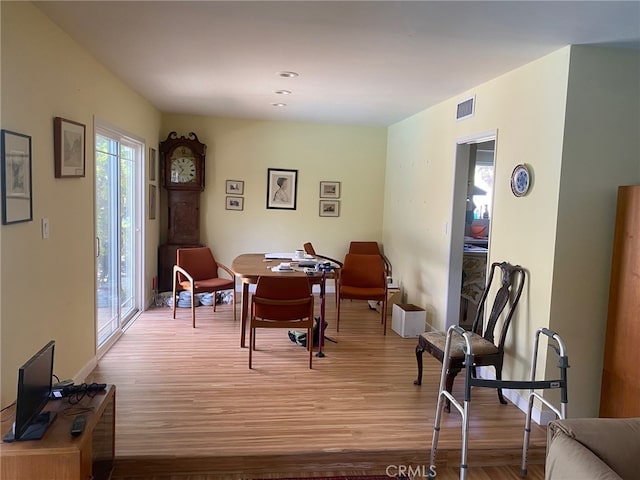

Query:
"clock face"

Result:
[[170, 147, 196, 183]]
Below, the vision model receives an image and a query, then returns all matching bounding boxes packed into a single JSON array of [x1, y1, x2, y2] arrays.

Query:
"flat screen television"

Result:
[[3, 340, 56, 442]]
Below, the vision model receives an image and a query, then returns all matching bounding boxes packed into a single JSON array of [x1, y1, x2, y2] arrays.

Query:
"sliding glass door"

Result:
[[95, 123, 143, 349]]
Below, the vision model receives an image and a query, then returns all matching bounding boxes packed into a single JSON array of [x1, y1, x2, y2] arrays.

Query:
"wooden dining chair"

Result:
[[414, 261, 526, 411], [172, 247, 236, 328], [337, 253, 388, 334], [250, 276, 314, 369]]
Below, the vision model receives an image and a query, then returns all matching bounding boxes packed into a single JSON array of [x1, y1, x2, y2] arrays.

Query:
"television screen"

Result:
[[6, 340, 55, 441]]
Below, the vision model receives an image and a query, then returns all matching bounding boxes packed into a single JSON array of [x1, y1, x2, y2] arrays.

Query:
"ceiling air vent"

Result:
[[456, 95, 475, 121]]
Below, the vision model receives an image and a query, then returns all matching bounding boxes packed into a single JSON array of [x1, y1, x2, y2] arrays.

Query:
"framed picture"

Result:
[[267, 168, 297, 210], [226, 179, 244, 195], [320, 181, 341, 198], [54, 117, 86, 178], [319, 199, 340, 217], [149, 147, 156, 181], [148, 184, 157, 220], [226, 196, 244, 211], [1, 130, 33, 225]]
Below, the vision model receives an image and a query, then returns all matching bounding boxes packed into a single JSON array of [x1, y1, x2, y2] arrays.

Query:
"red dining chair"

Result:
[[250, 276, 314, 369], [337, 253, 388, 334]]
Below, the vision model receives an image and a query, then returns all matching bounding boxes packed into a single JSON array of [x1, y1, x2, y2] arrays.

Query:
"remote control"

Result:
[[70, 414, 86, 437]]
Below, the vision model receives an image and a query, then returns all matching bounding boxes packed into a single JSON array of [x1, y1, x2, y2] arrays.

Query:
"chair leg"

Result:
[[336, 295, 341, 332], [191, 289, 196, 328], [232, 289, 237, 322], [172, 284, 177, 320], [495, 364, 507, 405], [308, 326, 313, 369], [249, 327, 253, 369], [414, 344, 424, 386], [381, 297, 387, 335]]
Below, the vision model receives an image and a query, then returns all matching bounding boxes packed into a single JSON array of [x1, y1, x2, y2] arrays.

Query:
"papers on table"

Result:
[[265, 252, 294, 260], [265, 252, 316, 261], [271, 262, 294, 272]]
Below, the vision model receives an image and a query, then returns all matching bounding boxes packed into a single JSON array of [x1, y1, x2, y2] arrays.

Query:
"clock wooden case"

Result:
[[157, 131, 207, 291]]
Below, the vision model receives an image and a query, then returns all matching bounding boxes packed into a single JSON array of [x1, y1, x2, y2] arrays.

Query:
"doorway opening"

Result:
[[444, 133, 496, 331]]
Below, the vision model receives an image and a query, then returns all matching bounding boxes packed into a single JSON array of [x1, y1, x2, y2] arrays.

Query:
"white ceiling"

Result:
[[34, 1, 640, 127]]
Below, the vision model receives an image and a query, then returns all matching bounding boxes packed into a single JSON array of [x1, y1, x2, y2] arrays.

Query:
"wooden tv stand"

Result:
[[1, 384, 115, 480]]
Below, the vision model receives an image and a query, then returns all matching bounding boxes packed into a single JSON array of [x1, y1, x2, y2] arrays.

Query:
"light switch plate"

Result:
[[41, 218, 49, 239]]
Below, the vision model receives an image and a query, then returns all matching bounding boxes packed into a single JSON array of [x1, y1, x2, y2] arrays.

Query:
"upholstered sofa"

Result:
[[546, 418, 640, 479]]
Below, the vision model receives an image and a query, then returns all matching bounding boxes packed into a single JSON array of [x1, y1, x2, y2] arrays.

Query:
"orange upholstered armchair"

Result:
[[172, 247, 236, 328], [348, 241, 392, 278], [337, 253, 388, 334], [250, 276, 314, 369]]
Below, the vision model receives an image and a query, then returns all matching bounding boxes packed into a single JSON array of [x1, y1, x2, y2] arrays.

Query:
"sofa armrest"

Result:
[[548, 418, 640, 480], [546, 427, 622, 479]]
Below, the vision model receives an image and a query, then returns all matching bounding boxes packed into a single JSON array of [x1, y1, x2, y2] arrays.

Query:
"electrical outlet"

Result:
[[41, 218, 49, 239]]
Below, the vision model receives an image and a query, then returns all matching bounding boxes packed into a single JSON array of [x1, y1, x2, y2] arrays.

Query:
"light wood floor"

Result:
[[88, 295, 546, 479]]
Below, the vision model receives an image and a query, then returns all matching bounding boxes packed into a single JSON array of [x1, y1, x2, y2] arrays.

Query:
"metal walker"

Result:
[[428, 326, 569, 479]]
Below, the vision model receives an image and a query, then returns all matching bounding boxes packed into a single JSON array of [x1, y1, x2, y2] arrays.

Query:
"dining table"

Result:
[[231, 253, 335, 350]]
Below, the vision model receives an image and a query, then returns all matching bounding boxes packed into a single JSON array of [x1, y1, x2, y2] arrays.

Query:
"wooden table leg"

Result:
[[241, 281, 249, 348]]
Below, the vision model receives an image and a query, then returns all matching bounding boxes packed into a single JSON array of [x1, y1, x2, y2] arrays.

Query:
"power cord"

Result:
[[64, 383, 107, 405]]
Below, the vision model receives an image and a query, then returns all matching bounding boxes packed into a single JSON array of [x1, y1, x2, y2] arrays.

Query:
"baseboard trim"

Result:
[[75, 356, 98, 384]]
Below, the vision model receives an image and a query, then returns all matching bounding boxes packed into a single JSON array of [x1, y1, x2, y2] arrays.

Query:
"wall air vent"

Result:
[[456, 95, 475, 121]]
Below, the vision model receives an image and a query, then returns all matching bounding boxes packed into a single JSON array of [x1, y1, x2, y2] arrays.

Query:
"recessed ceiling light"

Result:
[[275, 90, 292, 95], [277, 71, 299, 78], [271, 103, 287, 107]]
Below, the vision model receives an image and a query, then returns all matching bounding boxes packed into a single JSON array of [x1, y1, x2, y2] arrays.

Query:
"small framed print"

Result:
[[54, 117, 86, 178], [148, 184, 157, 220], [149, 147, 157, 181], [1, 129, 33, 225], [226, 179, 244, 195], [319, 199, 340, 217], [320, 181, 340, 199], [226, 196, 244, 211]]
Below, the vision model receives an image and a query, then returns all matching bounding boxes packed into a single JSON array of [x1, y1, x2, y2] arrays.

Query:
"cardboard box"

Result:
[[391, 303, 426, 338], [386, 287, 402, 314]]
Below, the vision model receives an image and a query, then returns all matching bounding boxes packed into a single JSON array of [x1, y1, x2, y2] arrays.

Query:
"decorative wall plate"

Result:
[[510, 164, 531, 197]]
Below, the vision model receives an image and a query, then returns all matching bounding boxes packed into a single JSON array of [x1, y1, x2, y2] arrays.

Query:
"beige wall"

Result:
[[159, 115, 387, 269], [384, 46, 640, 417], [548, 46, 640, 415], [0, 2, 161, 408], [385, 47, 570, 339]]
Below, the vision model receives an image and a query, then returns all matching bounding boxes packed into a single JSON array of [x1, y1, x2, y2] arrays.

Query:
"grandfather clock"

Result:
[[157, 132, 206, 291]]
